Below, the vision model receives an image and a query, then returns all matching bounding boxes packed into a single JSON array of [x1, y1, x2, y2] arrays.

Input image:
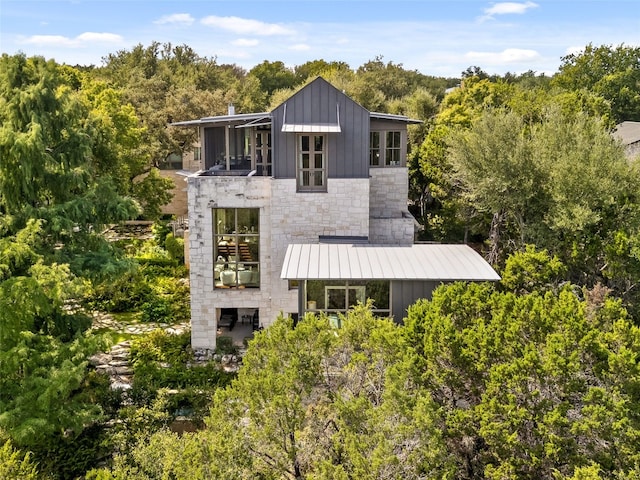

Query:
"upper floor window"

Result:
[[385, 131, 401, 166], [213, 208, 260, 289], [370, 131, 381, 166], [370, 131, 404, 167], [255, 129, 272, 176], [297, 134, 326, 191]]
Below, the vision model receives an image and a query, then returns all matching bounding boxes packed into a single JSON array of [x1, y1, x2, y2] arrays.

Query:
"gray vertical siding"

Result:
[[272, 77, 370, 179], [391, 280, 441, 323]]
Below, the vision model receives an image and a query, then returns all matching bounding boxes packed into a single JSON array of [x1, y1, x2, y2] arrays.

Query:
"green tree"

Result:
[[553, 43, 640, 122], [445, 107, 636, 275], [0, 221, 107, 464], [0, 54, 139, 242], [93, 306, 450, 479], [248, 60, 297, 100], [404, 281, 640, 479]]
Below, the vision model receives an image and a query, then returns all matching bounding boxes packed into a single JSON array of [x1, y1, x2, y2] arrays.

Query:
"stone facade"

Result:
[[187, 175, 371, 350], [188, 176, 271, 350], [369, 168, 414, 245]]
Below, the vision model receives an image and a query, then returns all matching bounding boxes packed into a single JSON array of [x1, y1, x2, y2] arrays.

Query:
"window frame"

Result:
[[255, 129, 272, 176], [303, 280, 390, 319], [297, 134, 327, 192], [369, 130, 405, 167], [213, 208, 260, 289]]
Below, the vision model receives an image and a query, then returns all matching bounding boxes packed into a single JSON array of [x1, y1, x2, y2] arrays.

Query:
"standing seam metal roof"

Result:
[[281, 244, 500, 281]]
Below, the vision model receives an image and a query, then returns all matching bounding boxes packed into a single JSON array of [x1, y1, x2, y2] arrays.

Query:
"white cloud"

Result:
[[465, 48, 541, 64], [232, 38, 259, 47], [154, 13, 195, 26], [200, 16, 295, 36], [76, 32, 123, 43], [479, 2, 538, 21], [289, 43, 310, 51], [21, 32, 123, 47], [486, 1, 538, 15]]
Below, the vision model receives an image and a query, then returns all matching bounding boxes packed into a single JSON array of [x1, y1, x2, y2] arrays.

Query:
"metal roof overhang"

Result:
[[281, 243, 501, 282], [170, 112, 271, 128]]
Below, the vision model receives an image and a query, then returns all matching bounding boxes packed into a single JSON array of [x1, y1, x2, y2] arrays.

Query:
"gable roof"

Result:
[[170, 77, 422, 128]]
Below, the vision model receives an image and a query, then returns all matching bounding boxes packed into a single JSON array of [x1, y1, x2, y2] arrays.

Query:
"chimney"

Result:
[[228, 104, 235, 116]]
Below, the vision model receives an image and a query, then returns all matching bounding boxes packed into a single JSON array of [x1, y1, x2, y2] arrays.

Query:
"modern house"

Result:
[[173, 77, 499, 351]]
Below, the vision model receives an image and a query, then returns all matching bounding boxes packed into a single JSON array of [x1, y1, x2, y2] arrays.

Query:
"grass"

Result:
[[93, 328, 138, 346]]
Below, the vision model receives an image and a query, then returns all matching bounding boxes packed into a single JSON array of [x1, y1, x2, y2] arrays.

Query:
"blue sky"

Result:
[[1, 0, 638, 78]]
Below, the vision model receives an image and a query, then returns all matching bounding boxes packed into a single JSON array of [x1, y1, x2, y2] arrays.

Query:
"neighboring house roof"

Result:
[[281, 243, 500, 282], [613, 121, 640, 145]]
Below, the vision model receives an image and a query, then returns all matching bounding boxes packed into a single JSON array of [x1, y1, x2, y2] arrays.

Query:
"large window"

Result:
[[297, 134, 326, 191], [369, 130, 403, 167], [213, 208, 260, 289], [304, 280, 390, 325]]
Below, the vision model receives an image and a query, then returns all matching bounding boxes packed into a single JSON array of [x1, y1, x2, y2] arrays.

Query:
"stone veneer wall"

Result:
[[269, 178, 371, 318], [368, 168, 414, 245], [187, 176, 272, 350], [187, 175, 370, 350]]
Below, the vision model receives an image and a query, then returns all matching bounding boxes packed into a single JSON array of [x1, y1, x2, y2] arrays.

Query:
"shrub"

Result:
[[164, 233, 184, 263], [141, 297, 173, 323]]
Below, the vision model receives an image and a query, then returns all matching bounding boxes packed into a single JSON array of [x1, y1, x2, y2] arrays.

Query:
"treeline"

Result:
[[1, 42, 640, 479]]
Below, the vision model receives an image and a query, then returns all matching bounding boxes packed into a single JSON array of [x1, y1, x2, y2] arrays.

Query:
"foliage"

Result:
[[164, 232, 184, 263], [0, 440, 39, 480], [446, 107, 636, 275], [129, 329, 234, 393], [132, 168, 174, 220], [0, 221, 108, 461], [96, 306, 451, 479], [0, 54, 140, 242], [554, 43, 640, 122], [404, 281, 640, 479], [500, 245, 566, 294]]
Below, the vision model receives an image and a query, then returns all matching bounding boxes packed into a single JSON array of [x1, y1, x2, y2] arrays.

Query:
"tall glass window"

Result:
[[255, 129, 272, 176], [369, 131, 380, 166], [298, 134, 326, 191], [213, 208, 260, 289], [385, 131, 401, 166]]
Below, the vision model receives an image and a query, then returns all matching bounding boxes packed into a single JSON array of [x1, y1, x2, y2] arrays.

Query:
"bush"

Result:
[[164, 233, 184, 263], [141, 297, 173, 323], [88, 269, 153, 312]]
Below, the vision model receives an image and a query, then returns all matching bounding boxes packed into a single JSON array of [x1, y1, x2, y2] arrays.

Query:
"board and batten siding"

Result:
[[391, 280, 443, 322], [271, 77, 370, 179]]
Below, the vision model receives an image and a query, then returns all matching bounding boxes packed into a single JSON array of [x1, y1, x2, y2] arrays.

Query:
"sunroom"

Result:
[[281, 243, 501, 323]]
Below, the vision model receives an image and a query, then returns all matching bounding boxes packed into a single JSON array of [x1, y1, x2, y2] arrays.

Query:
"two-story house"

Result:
[[173, 77, 499, 351]]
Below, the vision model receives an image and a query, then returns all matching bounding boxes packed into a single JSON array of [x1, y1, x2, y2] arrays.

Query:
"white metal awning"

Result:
[[281, 123, 342, 133], [281, 243, 500, 281]]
